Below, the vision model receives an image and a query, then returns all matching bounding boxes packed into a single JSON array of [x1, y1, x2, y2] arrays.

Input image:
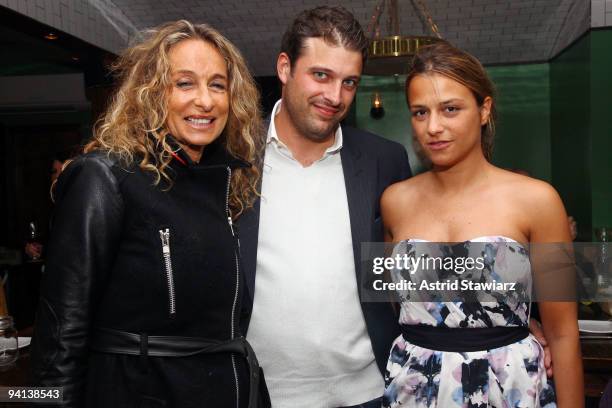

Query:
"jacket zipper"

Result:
[[226, 167, 240, 408], [159, 228, 176, 317]]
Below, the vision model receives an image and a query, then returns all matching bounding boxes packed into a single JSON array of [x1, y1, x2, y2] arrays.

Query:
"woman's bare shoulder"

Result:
[[383, 172, 430, 201], [494, 168, 562, 207], [381, 172, 431, 219], [492, 169, 568, 239]]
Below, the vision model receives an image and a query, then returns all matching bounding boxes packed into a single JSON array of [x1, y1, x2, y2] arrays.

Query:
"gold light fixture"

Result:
[[364, 0, 442, 75], [44, 32, 58, 40]]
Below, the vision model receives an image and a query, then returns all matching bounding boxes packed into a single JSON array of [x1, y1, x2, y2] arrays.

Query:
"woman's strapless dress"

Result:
[[383, 236, 556, 408]]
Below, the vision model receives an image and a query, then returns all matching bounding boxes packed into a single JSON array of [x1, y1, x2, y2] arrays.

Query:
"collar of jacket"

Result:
[[162, 134, 251, 171]]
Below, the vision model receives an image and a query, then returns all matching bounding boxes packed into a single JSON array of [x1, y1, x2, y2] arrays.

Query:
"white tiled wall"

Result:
[[550, 0, 590, 58], [0, 0, 604, 73], [592, 0, 612, 27], [0, 0, 131, 53], [106, 0, 596, 73]]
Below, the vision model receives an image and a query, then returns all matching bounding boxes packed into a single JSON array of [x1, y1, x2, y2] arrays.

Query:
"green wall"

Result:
[[355, 75, 425, 173], [487, 64, 551, 182], [550, 29, 612, 240], [550, 34, 592, 241], [589, 30, 612, 234]]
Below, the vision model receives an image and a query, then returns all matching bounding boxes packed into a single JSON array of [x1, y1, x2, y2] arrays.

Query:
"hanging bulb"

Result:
[[370, 92, 385, 119]]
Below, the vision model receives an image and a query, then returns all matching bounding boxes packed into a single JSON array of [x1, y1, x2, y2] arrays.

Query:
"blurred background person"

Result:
[[23, 150, 73, 263]]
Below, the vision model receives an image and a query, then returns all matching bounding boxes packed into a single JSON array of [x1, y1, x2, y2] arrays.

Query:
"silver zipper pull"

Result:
[[158, 228, 176, 317], [159, 228, 170, 253], [228, 216, 235, 237]]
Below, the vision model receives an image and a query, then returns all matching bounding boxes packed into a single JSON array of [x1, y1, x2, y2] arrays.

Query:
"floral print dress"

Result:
[[383, 237, 556, 408]]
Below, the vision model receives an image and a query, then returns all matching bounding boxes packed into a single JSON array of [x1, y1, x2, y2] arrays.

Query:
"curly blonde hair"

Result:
[[85, 20, 263, 217]]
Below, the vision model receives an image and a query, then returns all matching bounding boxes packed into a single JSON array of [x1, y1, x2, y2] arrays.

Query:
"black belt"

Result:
[[400, 324, 529, 352], [90, 327, 270, 408]]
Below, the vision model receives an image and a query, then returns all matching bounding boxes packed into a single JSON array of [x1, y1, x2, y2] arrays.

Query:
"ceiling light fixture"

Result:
[[364, 0, 442, 75], [44, 32, 58, 40]]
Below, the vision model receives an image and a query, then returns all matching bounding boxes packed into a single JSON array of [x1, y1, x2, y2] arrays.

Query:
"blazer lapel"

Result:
[[238, 196, 260, 305], [237, 118, 269, 306], [341, 130, 374, 291]]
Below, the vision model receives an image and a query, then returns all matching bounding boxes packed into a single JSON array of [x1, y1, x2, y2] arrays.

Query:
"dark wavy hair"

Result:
[[280, 6, 368, 67]]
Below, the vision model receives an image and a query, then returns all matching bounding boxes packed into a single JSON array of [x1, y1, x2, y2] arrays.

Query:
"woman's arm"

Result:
[[30, 155, 124, 407], [528, 181, 583, 408]]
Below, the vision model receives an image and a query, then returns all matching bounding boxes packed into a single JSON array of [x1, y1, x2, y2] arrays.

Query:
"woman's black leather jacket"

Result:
[[30, 142, 255, 407]]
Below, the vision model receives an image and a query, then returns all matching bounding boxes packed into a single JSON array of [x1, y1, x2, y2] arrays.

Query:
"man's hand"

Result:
[[568, 216, 577, 241], [529, 318, 552, 377]]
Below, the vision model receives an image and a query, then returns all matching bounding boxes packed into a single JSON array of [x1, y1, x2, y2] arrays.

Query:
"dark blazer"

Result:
[[237, 126, 412, 375]]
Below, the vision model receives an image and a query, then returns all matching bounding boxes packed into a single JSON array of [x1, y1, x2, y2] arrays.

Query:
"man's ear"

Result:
[[277, 52, 291, 85]]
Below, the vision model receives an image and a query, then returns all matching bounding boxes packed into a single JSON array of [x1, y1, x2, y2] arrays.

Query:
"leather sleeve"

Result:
[[30, 155, 124, 407]]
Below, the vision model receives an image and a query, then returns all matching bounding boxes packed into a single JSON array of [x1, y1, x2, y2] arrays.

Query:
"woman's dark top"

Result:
[[30, 140, 252, 407]]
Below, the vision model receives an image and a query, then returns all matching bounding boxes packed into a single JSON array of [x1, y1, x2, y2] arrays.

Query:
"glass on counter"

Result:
[[0, 316, 18, 367]]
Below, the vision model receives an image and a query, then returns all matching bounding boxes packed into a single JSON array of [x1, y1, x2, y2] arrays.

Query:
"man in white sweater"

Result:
[[238, 6, 411, 407]]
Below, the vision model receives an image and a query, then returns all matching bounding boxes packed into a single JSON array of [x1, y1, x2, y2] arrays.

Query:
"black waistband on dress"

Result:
[[400, 324, 530, 352], [90, 327, 270, 408]]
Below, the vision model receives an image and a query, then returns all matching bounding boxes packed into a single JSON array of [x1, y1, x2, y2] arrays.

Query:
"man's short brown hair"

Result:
[[280, 6, 368, 68]]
